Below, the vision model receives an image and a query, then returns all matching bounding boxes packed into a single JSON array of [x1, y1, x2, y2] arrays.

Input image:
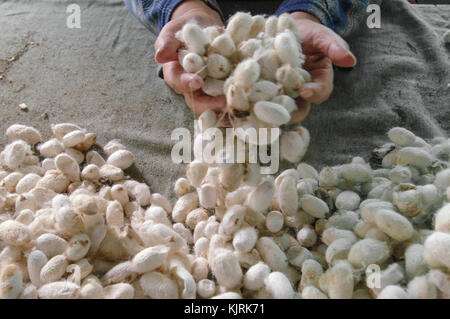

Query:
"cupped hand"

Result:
[[156, 0, 226, 115], [289, 12, 357, 124]]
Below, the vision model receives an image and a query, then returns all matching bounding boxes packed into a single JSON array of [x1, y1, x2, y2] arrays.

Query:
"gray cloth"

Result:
[[0, 0, 449, 201]]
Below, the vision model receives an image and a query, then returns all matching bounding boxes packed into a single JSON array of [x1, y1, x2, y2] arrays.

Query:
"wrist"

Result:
[[291, 11, 321, 24], [172, 0, 221, 21]]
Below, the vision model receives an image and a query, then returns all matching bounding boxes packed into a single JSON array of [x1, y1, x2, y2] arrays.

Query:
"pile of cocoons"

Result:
[[0, 121, 449, 299], [178, 12, 310, 134]]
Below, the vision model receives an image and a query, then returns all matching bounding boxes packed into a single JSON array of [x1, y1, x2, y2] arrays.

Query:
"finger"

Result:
[[154, 20, 184, 63], [328, 42, 357, 67], [184, 90, 227, 115], [163, 62, 203, 93], [180, 73, 204, 91], [220, 113, 232, 127], [299, 58, 334, 104], [163, 62, 184, 94], [289, 99, 311, 124], [309, 27, 357, 68], [299, 82, 332, 105]]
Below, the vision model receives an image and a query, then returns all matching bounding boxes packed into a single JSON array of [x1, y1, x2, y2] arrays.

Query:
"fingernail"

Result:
[[339, 42, 357, 66], [155, 48, 161, 61], [348, 51, 357, 66], [300, 88, 313, 98], [155, 42, 167, 61]]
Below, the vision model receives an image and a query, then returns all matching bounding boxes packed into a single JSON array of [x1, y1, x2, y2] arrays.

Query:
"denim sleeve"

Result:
[[124, 0, 223, 35], [123, 0, 184, 34], [275, 0, 381, 37]]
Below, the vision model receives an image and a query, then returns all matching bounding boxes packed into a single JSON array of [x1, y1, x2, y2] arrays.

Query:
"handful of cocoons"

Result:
[[177, 13, 310, 137], [1, 121, 450, 299], [2, 15, 448, 300]]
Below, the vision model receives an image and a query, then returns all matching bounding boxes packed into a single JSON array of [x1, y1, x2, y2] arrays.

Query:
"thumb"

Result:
[[154, 22, 183, 63], [313, 28, 357, 68], [327, 42, 357, 68]]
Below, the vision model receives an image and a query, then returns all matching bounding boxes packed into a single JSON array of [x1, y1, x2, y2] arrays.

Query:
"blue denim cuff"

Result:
[[275, 0, 334, 31], [159, 0, 185, 30]]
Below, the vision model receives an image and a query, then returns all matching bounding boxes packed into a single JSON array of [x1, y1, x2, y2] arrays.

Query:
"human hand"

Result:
[[289, 12, 357, 123], [155, 0, 226, 115]]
